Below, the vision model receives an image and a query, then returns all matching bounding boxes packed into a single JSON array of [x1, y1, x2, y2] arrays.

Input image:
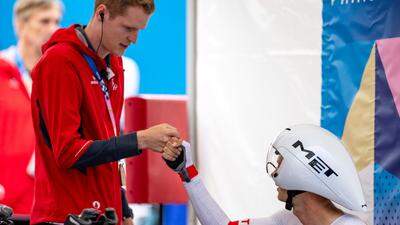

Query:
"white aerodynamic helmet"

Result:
[[266, 124, 367, 211]]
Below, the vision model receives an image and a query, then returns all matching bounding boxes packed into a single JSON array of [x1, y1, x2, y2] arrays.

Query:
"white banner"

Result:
[[195, 0, 322, 220]]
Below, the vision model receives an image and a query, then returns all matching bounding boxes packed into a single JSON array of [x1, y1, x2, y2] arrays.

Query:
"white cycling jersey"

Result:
[[185, 176, 366, 225], [235, 210, 365, 225]]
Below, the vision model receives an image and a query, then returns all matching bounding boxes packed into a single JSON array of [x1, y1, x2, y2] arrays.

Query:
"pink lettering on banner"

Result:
[[377, 37, 400, 118]]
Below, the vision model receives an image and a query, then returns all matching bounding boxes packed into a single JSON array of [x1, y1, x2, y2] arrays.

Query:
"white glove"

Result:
[[164, 141, 196, 182]]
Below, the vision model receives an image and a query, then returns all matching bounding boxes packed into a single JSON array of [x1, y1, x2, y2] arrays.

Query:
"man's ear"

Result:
[[96, 4, 108, 22]]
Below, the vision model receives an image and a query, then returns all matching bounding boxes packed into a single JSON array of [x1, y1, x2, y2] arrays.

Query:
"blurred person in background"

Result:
[[1, 0, 63, 94], [0, 0, 63, 215]]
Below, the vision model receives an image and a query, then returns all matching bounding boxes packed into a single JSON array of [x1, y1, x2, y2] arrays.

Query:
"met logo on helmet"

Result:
[[292, 140, 339, 178]]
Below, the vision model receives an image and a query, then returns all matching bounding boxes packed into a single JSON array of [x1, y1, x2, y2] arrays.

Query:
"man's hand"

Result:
[[123, 217, 134, 225], [162, 137, 183, 161], [137, 123, 180, 152]]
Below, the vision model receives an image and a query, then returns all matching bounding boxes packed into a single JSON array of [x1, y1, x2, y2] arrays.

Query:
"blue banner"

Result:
[[322, 0, 400, 224]]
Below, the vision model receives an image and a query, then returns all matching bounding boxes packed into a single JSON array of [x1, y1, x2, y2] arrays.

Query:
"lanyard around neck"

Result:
[[77, 25, 111, 67], [83, 54, 117, 136], [15, 48, 30, 77]]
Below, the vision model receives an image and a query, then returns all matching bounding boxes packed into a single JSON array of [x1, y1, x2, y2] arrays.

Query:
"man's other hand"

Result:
[[137, 123, 180, 152]]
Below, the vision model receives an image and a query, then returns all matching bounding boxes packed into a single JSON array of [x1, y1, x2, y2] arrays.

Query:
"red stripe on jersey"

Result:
[[228, 219, 250, 225], [180, 165, 199, 181]]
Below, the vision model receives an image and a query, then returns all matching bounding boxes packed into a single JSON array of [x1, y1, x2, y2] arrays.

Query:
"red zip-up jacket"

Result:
[[30, 25, 128, 224], [0, 59, 34, 214]]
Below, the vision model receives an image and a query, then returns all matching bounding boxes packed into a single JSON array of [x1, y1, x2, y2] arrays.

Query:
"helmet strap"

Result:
[[285, 190, 305, 210]]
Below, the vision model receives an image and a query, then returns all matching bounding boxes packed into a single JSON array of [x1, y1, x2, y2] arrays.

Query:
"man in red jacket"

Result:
[[30, 1, 181, 224]]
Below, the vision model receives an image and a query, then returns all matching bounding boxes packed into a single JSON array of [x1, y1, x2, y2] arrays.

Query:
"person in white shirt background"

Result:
[[163, 124, 368, 225], [0, 0, 62, 214], [122, 54, 161, 225]]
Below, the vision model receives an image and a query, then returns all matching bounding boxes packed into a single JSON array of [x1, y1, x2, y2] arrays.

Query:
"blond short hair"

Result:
[[95, 0, 155, 18], [14, 0, 63, 22]]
